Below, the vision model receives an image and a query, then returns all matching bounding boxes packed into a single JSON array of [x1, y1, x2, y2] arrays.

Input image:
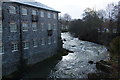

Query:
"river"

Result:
[[22, 32, 110, 79]]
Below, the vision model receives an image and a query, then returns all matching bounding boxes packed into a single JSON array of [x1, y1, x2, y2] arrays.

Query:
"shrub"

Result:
[[109, 36, 120, 55]]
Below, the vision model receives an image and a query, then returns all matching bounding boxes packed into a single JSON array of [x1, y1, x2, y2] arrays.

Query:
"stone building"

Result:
[[0, 0, 61, 76]]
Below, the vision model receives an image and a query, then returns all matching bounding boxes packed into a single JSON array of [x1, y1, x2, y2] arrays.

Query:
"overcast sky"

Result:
[[35, 0, 119, 19]]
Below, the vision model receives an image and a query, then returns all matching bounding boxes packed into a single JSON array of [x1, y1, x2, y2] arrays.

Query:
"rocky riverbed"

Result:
[[49, 32, 110, 78]]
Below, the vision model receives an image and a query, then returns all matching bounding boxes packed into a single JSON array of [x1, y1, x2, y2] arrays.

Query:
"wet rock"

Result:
[[99, 60, 111, 65], [96, 60, 113, 73], [88, 61, 94, 64], [64, 49, 74, 53], [63, 39, 66, 41], [72, 45, 75, 47], [88, 73, 109, 80]]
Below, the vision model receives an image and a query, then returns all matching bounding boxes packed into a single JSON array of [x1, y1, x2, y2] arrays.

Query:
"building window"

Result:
[[97, 28, 100, 32], [0, 4, 1, 11], [33, 40, 37, 47], [41, 38, 45, 45], [53, 24, 56, 30], [40, 11, 44, 17], [9, 6, 16, 14], [113, 29, 117, 33], [9, 22, 17, 32], [0, 22, 2, 32], [53, 13, 56, 19], [53, 37, 56, 43], [32, 9, 37, 15], [41, 23, 44, 31], [32, 22, 37, 31], [23, 41, 29, 49], [22, 8, 27, 15], [48, 37, 51, 45], [48, 23, 52, 30], [0, 6, 1, 17], [0, 45, 4, 53], [22, 22, 28, 31], [12, 43, 18, 52], [48, 12, 51, 18], [106, 28, 109, 33]]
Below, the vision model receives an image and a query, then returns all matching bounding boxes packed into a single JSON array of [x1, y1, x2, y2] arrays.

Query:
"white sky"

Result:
[[35, 0, 119, 19]]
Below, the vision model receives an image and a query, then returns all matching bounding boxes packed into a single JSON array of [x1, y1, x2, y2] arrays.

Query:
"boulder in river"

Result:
[[96, 60, 113, 73], [64, 49, 74, 53], [72, 45, 75, 47], [88, 73, 109, 80], [63, 39, 66, 41], [88, 61, 94, 64]]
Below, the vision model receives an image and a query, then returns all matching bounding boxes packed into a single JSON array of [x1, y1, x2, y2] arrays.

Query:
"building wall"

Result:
[[2, 2, 60, 76], [0, 1, 3, 79]]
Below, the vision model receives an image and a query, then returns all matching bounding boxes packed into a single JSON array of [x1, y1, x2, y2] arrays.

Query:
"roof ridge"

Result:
[[1, 0, 60, 12]]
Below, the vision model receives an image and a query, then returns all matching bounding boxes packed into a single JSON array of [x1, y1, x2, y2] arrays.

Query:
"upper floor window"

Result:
[[22, 8, 27, 15], [33, 40, 37, 47], [48, 23, 52, 30], [9, 6, 16, 14], [53, 37, 56, 43], [53, 13, 56, 19], [22, 22, 28, 31], [0, 45, 4, 53], [12, 43, 18, 52], [0, 7, 1, 17], [0, 22, 2, 32], [53, 24, 56, 30], [32, 9, 37, 15], [40, 11, 44, 17], [41, 38, 45, 45], [0, 5, 1, 11], [48, 37, 51, 45], [41, 23, 44, 31], [9, 22, 17, 32], [32, 22, 37, 31], [23, 41, 29, 49], [48, 12, 51, 18]]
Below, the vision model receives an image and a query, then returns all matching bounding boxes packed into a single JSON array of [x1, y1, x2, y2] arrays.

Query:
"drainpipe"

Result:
[[18, 4, 25, 73]]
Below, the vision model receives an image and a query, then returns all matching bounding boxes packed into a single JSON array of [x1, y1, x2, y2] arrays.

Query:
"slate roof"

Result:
[[2, 0, 60, 12]]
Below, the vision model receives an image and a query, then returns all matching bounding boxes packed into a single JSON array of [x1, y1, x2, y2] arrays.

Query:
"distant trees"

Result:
[[68, 1, 120, 45], [62, 13, 71, 22], [69, 8, 102, 42], [60, 13, 71, 32]]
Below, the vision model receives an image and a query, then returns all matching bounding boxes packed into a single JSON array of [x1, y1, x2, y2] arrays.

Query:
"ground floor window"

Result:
[[12, 43, 18, 52]]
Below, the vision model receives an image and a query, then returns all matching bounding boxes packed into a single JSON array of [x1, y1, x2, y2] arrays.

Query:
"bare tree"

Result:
[[60, 13, 71, 32], [106, 3, 115, 19], [62, 13, 71, 22], [97, 9, 107, 21]]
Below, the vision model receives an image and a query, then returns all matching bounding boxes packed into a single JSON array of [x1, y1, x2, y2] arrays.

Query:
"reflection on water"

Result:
[[22, 32, 109, 79]]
